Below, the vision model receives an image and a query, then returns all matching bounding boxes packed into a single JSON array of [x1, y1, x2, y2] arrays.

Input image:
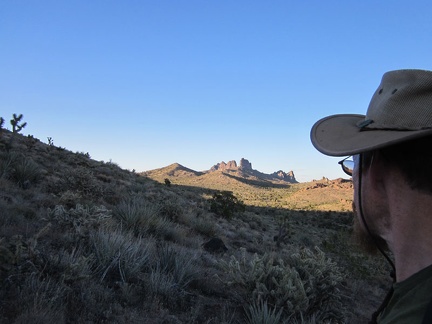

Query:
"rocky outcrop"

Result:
[[202, 237, 228, 253], [209, 158, 298, 183], [239, 158, 252, 170], [210, 160, 237, 171], [271, 170, 298, 183]]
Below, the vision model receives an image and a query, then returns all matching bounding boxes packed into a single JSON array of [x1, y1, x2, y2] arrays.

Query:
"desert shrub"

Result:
[[55, 168, 104, 198], [58, 190, 82, 209], [210, 191, 245, 219], [91, 227, 153, 283], [160, 199, 183, 222], [219, 247, 345, 322], [191, 213, 217, 236], [48, 204, 111, 234]]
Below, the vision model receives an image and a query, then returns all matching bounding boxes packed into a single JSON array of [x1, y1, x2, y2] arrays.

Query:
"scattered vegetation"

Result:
[[0, 116, 391, 323]]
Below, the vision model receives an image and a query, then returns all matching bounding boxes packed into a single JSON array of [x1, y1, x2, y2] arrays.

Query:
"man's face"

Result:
[[351, 153, 389, 254]]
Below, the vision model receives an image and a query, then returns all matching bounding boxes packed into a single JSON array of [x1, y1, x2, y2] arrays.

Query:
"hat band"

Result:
[[357, 119, 374, 130]]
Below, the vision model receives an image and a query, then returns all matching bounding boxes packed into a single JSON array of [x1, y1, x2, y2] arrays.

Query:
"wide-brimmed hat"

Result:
[[311, 69, 432, 156]]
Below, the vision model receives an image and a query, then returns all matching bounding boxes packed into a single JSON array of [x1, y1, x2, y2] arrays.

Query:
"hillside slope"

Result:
[[0, 128, 390, 323]]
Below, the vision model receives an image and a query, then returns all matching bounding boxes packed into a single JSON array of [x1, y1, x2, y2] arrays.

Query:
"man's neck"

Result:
[[386, 189, 432, 282]]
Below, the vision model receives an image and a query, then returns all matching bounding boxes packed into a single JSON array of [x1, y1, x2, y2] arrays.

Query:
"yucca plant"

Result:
[[92, 228, 153, 283], [12, 155, 42, 188], [113, 196, 160, 234], [156, 244, 198, 290], [147, 264, 180, 305], [0, 151, 19, 180], [244, 300, 283, 324], [147, 244, 199, 304]]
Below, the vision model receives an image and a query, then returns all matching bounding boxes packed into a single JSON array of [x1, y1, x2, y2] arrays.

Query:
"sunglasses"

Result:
[[338, 155, 359, 176]]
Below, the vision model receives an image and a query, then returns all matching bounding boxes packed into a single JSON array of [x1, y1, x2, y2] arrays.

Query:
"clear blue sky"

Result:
[[1, 1, 431, 182]]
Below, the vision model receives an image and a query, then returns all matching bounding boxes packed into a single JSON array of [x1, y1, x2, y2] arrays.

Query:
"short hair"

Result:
[[379, 134, 432, 194]]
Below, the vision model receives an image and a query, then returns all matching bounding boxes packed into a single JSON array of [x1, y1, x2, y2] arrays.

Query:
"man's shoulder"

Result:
[[379, 265, 432, 323]]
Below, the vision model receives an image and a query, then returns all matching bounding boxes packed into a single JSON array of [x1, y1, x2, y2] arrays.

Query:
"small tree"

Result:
[[164, 178, 171, 187], [4, 114, 27, 151], [10, 114, 27, 134], [210, 191, 245, 219]]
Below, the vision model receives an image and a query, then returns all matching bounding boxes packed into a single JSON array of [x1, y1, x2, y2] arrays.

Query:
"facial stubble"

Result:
[[352, 201, 388, 255]]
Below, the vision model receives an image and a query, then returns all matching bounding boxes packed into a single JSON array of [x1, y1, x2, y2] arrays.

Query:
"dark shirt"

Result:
[[378, 264, 432, 323]]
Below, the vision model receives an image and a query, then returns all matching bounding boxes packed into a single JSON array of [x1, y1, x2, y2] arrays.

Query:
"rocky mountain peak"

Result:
[[210, 160, 237, 172], [239, 158, 252, 170]]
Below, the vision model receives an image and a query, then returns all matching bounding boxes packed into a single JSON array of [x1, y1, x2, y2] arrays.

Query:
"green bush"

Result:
[[210, 191, 245, 218]]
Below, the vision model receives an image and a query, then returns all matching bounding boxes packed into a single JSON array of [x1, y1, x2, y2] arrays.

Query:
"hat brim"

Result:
[[311, 114, 432, 157]]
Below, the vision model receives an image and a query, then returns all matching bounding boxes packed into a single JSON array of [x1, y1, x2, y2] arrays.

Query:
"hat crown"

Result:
[[365, 69, 432, 130]]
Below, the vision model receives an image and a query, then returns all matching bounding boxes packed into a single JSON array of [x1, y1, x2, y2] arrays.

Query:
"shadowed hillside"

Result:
[[0, 121, 392, 323]]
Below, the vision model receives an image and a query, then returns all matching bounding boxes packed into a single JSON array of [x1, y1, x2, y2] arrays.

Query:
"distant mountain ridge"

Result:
[[143, 158, 298, 184], [209, 158, 298, 183]]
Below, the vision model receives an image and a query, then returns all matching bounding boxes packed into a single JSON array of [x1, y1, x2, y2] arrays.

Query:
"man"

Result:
[[310, 69, 432, 323]]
